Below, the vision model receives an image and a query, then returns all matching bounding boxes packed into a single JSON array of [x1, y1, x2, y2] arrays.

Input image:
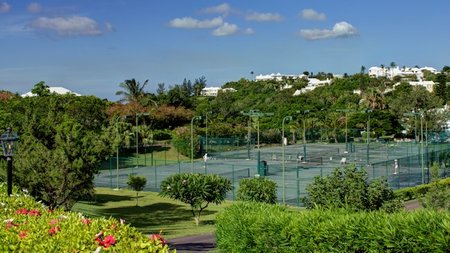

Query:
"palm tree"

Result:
[[362, 87, 386, 110], [116, 79, 149, 103]]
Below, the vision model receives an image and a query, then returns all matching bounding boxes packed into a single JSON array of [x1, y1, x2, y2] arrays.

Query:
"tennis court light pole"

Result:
[[240, 110, 274, 175], [191, 116, 201, 173], [282, 115, 292, 204], [404, 111, 424, 183], [336, 109, 356, 153], [135, 112, 149, 169], [420, 111, 424, 184], [205, 111, 212, 154], [302, 110, 310, 160], [362, 109, 372, 165]]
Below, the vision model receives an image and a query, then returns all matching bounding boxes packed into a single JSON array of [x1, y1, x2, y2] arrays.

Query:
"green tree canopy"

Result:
[[160, 173, 232, 225]]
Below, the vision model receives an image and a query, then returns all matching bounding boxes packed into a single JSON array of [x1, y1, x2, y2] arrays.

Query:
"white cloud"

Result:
[[245, 12, 283, 22], [212, 22, 238, 36], [169, 16, 223, 29], [28, 16, 111, 36], [301, 9, 326, 21], [300, 21, 358, 40], [201, 3, 231, 15], [27, 2, 42, 13], [0, 2, 11, 13]]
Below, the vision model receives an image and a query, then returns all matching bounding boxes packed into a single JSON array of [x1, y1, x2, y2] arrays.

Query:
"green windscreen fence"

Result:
[[96, 130, 450, 206]]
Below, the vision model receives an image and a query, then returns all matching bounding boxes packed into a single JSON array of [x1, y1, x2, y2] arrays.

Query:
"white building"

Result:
[[368, 66, 439, 80], [200, 87, 237, 97], [293, 78, 332, 96], [255, 73, 307, 81], [21, 86, 81, 97]]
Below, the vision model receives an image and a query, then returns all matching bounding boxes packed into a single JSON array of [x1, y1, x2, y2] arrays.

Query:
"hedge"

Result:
[[216, 202, 450, 252], [394, 177, 450, 201], [0, 183, 173, 252]]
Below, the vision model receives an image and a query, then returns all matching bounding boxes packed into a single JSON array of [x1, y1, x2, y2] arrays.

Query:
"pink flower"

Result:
[[119, 218, 125, 225], [49, 219, 58, 226], [19, 230, 27, 239], [28, 209, 41, 216], [81, 218, 91, 225], [15, 208, 28, 215], [48, 226, 60, 236], [150, 234, 167, 246]]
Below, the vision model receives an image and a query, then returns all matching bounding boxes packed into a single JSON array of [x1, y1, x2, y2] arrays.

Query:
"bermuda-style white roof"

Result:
[[21, 86, 81, 97]]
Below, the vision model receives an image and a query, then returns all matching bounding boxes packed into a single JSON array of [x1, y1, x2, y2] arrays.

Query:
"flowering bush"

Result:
[[0, 183, 174, 252]]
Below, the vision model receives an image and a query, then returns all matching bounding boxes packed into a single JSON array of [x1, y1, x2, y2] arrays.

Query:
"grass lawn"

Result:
[[72, 187, 233, 239]]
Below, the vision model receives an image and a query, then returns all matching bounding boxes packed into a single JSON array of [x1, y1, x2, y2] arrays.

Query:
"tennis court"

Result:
[[95, 140, 450, 206]]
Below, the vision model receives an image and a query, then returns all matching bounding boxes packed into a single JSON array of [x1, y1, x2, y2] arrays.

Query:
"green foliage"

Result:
[[394, 177, 450, 201], [153, 129, 172, 140], [159, 173, 232, 225], [31, 81, 50, 96], [420, 165, 450, 211], [127, 175, 147, 206], [171, 126, 200, 158], [216, 202, 450, 253], [421, 183, 450, 211], [304, 165, 398, 211], [237, 177, 277, 204], [0, 183, 172, 252], [1, 95, 110, 210]]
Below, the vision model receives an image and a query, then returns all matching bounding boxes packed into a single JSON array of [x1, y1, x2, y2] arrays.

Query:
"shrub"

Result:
[[127, 175, 147, 206], [394, 177, 450, 201], [159, 173, 232, 225], [0, 183, 172, 252], [171, 127, 200, 158], [216, 202, 450, 252], [153, 129, 172, 141], [237, 177, 277, 204], [303, 165, 398, 211], [421, 183, 450, 211]]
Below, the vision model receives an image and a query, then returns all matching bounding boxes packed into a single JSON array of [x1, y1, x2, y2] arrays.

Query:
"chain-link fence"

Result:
[[95, 135, 450, 206]]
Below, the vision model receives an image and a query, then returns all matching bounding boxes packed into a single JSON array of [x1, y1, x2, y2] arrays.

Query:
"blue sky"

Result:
[[1, 1, 450, 100]]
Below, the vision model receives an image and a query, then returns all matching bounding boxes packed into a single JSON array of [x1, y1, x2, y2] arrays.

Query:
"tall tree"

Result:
[[116, 79, 149, 103], [31, 81, 50, 96], [434, 73, 447, 104], [9, 95, 110, 210], [193, 76, 207, 96]]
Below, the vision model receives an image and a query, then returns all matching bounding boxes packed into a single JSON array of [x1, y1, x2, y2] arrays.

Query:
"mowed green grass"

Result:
[[72, 187, 233, 239]]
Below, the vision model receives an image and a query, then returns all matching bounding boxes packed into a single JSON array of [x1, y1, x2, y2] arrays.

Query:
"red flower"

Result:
[[110, 223, 117, 230], [48, 226, 60, 236], [15, 208, 28, 215], [19, 230, 27, 239], [28, 209, 41, 216], [96, 234, 115, 248], [150, 234, 167, 246], [81, 219, 91, 225]]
